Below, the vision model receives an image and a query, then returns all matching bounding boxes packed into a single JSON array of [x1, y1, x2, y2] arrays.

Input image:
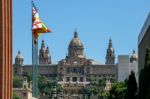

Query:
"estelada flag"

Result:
[[32, 1, 51, 44]]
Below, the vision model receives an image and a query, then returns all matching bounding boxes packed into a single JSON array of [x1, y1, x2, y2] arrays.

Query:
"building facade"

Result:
[[13, 77, 33, 99], [138, 12, 150, 74], [13, 30, 116, 98], [117, 51, 138, 82], [117, 55, 130, 82]]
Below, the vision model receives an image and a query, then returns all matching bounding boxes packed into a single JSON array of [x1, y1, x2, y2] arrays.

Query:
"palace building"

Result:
[[13, 30, 116, 98]]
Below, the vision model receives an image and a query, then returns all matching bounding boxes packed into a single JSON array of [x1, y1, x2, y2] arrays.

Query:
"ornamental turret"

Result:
[[39, 40, 51, 64], [15, 50, 24, 65], [105, 38, 115, 64]]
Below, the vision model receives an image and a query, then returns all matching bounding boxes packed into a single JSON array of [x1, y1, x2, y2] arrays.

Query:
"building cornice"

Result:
[[139, 12, 150, 44]]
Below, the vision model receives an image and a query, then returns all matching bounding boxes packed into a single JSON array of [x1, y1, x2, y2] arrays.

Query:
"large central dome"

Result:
[[68, 30, 84, 58], [69, 31, 83, 48]]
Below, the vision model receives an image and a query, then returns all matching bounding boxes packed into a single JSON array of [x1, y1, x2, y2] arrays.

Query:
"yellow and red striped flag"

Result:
[[32, 1, 51, 44]]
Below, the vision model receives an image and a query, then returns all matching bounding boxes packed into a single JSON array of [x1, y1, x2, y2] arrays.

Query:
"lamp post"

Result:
[[52, 86, 57, 99], [59, 88, 64, 99]]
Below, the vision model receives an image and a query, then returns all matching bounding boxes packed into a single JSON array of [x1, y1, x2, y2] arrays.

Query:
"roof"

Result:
[[138, 12, 150, 44], [91, 60, 103, 65]]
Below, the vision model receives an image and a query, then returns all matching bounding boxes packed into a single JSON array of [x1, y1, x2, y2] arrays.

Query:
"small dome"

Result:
[[69, 31, 83, 48], [16, 50, 23, 59], [130, 50, 138, 62]]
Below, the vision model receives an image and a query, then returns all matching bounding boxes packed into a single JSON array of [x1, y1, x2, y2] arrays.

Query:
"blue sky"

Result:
[[13, 0, 150, 64]]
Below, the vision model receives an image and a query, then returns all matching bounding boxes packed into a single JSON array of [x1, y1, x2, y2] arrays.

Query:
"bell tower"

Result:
[[105, 38, 115, 64], [39, 40, 51, 64], [15, 50, 24, 66]]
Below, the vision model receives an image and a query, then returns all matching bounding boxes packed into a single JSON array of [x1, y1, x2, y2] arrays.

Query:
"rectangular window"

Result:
[[72, 77, 77, 82], [87, 68, 90, 74], [23, 92, 27, 97], [66, 77, 70, 82], [15, 68, 17, 74], [86, 78, 90, 81], [73, 67, 77, 73], [67, 68, 70, 74], [80, 77, 83, 82]]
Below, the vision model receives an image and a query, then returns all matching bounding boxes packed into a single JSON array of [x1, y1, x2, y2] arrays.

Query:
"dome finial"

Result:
[[108, 37, 112, 48], [133, 49, 135, 54], [74, 28, 78, 38], [41, 39, 45, 49], [75, 27, 77, 32], [109, 37, 112, 41], [18, 50, 21, 54]]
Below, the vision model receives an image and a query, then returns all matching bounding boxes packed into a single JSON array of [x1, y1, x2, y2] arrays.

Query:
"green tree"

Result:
[[38, 76, 49, 95], [138, 48, 150, 99], [98, 79, 106, 87], [13, 92, 20, 99], [80, 87, 92, 99], [90, 78, 98, 86], [38, 76, 59, 97], [108, 82, 127, 99], [99, 90, 109, 99], [92, 87, 99, 95], [13, 75, 23, 88], [127, 71, 137, 99], [22, 72, 32, 82]]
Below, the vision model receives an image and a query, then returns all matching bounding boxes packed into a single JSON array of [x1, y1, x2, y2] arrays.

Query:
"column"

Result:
[[77, 77, 80, 82], [70, 77, 72, 82], [84, 76, 86, 82], [0, 0, 12, 99]]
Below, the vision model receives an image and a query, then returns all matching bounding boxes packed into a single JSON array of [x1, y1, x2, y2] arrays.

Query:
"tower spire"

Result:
[[74, 28, 78, 38], [105, 38, 115, 64], [41, 39, 45, 49], [18, 50, 21, 54], [15, 50, 24, 65], [108, 38, 112, 48], [39, 40, 51, 64]]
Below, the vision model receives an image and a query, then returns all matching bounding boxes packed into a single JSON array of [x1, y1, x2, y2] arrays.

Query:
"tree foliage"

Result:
[[13, 92, 20, 99], [13, 75, 23, 88], [127, 71, 137, 99], [22, 72, 32, 82], [80, 78, 107, 99], [108, 82, 127, 99], [98, 79, 106, 87], [38, 76, 61, 96]]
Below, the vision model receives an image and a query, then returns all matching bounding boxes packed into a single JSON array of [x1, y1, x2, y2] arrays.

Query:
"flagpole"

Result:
[[32, 1, 39, 98], [32, 35, 39, 98], [31, 0, 51, 97]]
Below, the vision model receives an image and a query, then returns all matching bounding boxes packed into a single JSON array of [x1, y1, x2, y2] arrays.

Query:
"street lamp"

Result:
[[59, 89, 64, 99], [52, 86, 57, 99]]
